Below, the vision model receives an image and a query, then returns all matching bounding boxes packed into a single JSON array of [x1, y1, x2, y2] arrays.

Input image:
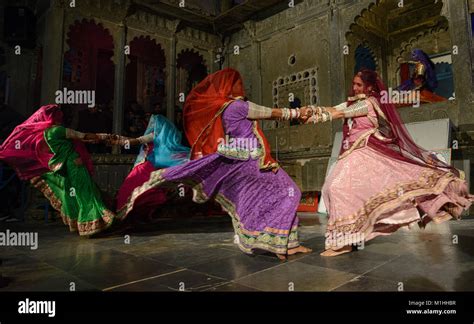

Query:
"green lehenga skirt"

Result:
[[30, 126, 114, 236]]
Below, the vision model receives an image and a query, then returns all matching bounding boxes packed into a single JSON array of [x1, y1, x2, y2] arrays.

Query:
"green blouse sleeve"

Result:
[[44, 125, 67, 142], [44, 126, 77, 172]]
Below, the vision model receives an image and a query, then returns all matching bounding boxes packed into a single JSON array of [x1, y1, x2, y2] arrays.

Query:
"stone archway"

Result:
[[345, 0, 450, 90], [176, 49, 208, 98], [63, 19, 115, 105], [125, 36, 166, 113]]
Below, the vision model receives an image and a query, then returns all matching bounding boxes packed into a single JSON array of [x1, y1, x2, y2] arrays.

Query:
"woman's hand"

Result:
[[106, 134, 124, 146], [105, 135, 141, 146], [298, 106, 312, 123]]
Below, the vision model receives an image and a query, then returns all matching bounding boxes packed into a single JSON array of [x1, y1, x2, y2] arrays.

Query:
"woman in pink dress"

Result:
[[116, 114, 190, 221], [306, 69, 473, 257]]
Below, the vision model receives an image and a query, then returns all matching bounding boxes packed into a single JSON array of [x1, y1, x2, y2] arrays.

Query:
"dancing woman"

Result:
[[305, 69, 473, 256], [116, 68, 311, 260], [115, 114, 190, 220], [0, 105, 115, 236]]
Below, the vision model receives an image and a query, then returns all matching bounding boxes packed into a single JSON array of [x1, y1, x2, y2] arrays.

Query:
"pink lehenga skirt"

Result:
[[322, 144, 473, 250], [116, 161, 168, 220]]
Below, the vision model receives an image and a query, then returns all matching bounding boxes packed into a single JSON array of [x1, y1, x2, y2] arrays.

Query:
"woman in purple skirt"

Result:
[[116, 68, 312, 260]]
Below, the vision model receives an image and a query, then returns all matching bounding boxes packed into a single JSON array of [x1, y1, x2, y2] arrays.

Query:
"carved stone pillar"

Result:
[[244, 21, 262, 103], [40, 1, 65, 105], [112, 23, 127, 153], [167, 20, 180, 123], [442, 0, 474, 126]]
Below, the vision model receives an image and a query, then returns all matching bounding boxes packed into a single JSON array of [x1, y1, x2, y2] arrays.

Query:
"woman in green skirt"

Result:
[[0, 105, 115, 236]]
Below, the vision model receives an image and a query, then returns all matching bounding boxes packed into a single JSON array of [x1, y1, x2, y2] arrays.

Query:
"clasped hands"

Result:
[[298, 106, 336, 124], [82, 134, 126, 145], [298, 106, 313, 123]]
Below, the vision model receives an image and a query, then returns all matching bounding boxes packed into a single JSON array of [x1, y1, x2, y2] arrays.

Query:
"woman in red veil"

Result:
[[117, 68, 312, 260], [306, 69, 473, 256]]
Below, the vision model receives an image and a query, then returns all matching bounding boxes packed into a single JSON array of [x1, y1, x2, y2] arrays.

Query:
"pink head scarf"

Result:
[[0, 104, 94, 180]]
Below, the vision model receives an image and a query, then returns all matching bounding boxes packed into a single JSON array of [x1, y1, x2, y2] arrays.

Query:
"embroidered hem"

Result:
[[117, 169, 299, 254], [326, 169, 464, 248], [30, 176, 115, 236]]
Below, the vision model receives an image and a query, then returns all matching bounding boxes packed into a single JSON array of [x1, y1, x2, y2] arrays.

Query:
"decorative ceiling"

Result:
[[351, 0, 446, 41], [134, 0, 304, 35]]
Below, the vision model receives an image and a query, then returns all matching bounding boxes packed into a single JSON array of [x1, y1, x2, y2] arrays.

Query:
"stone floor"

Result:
[[0, 213, 473, 292]]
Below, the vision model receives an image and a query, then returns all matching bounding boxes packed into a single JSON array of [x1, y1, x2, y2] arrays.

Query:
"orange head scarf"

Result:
[[183, 68, 278, 171], [184, 68, 243, 159]]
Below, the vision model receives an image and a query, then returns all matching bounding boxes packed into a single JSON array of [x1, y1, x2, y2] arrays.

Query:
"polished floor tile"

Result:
[[203, 281, 260, 291], [333, 275, 400, 292], [146, 246, 239, 268], [297, 250, 394, 275], [364, 254, 474, 291], [188, 254, 281, 280], [45, 249, 181, 289], [108, 269, 225, 292], [1, 217, 473, 292], [235, 262, 358, 291]]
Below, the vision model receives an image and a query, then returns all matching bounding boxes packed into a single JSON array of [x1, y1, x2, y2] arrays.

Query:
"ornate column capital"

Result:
[[166, 19, 182, 34]]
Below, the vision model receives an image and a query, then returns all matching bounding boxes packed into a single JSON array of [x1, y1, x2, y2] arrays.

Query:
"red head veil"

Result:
[[184, 68, 244, 158], [342, 69, 461, 178], [184, 68, 278, 170], [0, 104, 94, 180]]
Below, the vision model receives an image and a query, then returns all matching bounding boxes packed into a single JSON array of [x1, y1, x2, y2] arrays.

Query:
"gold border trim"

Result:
[[30, 176, 115, 236], [367, 96, 388, 121], [325, 168, 468, 248], [338, 129, 377, 160], [117, 168, 299, 254], [251, 121, 280, 171]]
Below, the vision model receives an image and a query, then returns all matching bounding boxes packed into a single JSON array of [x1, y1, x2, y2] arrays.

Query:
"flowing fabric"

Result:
[[134, 114, 190, 168], [116, 160, 168, 216], [0, 105, 93, 180], [183, 68, 278, 171], [184, 68, 244, 158], [32, 126, 114, 235], [324, 70, 472, 249], [119, 100, 301, 254], [116, 115, 190, 215], [0, 105, 111, 235], [341, 75, 460, 177]]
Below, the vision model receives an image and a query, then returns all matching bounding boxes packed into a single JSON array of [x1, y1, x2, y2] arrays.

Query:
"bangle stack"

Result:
[[280, 107, 301, 120], [321, 110, 332, 122], [310, 106, 332, 124], [280, 108, 290, 120]]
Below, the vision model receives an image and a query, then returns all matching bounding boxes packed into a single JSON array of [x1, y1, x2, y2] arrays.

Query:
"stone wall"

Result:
[[2, 0, 474, 203], [225, 0, 474, 196]]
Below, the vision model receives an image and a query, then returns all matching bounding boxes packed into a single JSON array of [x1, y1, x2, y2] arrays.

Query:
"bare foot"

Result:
[[320, 245, 352, 257], [275, 245, 312, 261], [287, 245, 313, 255]]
